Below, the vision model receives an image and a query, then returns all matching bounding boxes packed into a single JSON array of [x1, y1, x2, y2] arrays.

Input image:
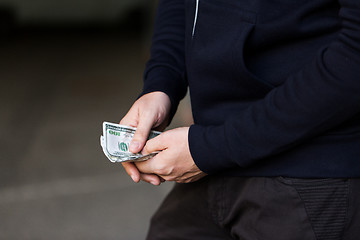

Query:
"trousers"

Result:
[[146, 176, 360, 240]]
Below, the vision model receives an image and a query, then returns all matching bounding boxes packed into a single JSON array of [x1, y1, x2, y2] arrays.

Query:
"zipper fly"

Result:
[[192, 0, 199, 37]]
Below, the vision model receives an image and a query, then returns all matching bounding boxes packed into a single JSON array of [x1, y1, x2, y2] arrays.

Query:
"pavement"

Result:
[[0, 30, 192, 240]]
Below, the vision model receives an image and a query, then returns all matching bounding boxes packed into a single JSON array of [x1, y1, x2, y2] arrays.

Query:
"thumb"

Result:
[[142, 134, 167, 155], [129, 115, 156, 153]]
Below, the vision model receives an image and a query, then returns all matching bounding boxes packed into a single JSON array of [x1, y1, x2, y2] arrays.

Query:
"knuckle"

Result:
[[143, 141, 155, 154], [119, 117, 131, 126], [134, 130, 147, 139], [155, 164, 174, 176]]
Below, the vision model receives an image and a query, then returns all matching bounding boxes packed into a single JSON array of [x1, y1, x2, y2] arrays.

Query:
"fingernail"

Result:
[[150, 180, 158, 185], [130, 141, 140, 152]]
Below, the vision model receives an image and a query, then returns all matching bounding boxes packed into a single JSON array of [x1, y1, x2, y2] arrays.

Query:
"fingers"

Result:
[[119, 108, 139, 128], [136, 127, 205, 184], [140, 174, 162, 186], [122, 162, 164, 185], [129, 114, 156, 153], [121, 162, 141, 183], [135, 151, 173, 178], [120, 92, 172, 154], [118, 92, 173, 185], [142, 134, 167, 155]]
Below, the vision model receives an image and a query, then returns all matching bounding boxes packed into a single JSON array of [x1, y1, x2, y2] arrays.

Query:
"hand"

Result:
[[135, 127, 207, 184], [120, 91, 171, 185]]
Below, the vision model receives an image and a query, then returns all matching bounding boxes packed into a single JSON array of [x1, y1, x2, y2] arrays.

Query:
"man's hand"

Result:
[[120, 91, 171, 186], [135, 127, 207, 184]]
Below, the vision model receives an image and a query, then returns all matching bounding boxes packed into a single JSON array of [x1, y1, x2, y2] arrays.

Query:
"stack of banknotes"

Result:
[[100, 122, 161, 163]]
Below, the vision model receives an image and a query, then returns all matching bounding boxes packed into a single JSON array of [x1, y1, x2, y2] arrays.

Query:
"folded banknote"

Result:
[[100, 122, 161, 163]]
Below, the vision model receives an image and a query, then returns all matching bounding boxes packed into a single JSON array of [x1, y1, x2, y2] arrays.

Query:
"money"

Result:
[[100, 122, 161, 163]]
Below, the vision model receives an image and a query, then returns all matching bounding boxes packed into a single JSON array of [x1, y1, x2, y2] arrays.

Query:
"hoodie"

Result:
[[141, 0, 360, 177]]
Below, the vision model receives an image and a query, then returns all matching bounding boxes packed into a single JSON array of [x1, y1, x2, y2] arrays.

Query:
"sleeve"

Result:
[[189, 0, 360, 174], [140, 0, 188, 120]]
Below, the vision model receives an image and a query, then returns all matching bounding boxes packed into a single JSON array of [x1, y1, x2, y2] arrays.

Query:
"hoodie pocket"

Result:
[[187, 0, 273, 97]]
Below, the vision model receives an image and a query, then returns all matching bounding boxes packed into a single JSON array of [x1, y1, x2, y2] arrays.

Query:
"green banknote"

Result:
[[100, 122, 161, 163]]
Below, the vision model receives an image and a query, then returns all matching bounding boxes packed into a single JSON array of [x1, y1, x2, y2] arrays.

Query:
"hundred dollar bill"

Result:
[[100, 122, 161, 163]]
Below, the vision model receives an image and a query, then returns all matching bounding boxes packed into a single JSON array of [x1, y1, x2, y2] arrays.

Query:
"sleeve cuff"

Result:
[[188, 124, 239, 174]]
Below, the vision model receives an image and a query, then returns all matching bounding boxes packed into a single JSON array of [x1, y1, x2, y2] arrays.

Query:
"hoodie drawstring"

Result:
[[192, 0, 199, 37]]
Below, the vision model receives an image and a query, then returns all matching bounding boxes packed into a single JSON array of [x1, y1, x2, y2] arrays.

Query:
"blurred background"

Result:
[[0, 0, 192, 239]]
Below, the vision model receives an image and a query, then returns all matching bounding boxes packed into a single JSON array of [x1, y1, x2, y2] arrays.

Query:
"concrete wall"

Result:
[[0, 0, 148, 23]]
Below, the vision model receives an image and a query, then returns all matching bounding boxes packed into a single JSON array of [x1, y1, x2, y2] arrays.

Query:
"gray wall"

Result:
[[0, 0, 148, 23]]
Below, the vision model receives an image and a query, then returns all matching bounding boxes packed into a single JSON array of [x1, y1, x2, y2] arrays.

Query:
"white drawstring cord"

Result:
[[192, 0, 199, 37]]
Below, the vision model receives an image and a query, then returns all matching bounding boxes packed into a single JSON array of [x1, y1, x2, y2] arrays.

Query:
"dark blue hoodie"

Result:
[[141, 0, 360, 177]]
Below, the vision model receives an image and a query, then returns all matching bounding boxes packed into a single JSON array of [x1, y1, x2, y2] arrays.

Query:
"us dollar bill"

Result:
[[100, 122, 161, 163]]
